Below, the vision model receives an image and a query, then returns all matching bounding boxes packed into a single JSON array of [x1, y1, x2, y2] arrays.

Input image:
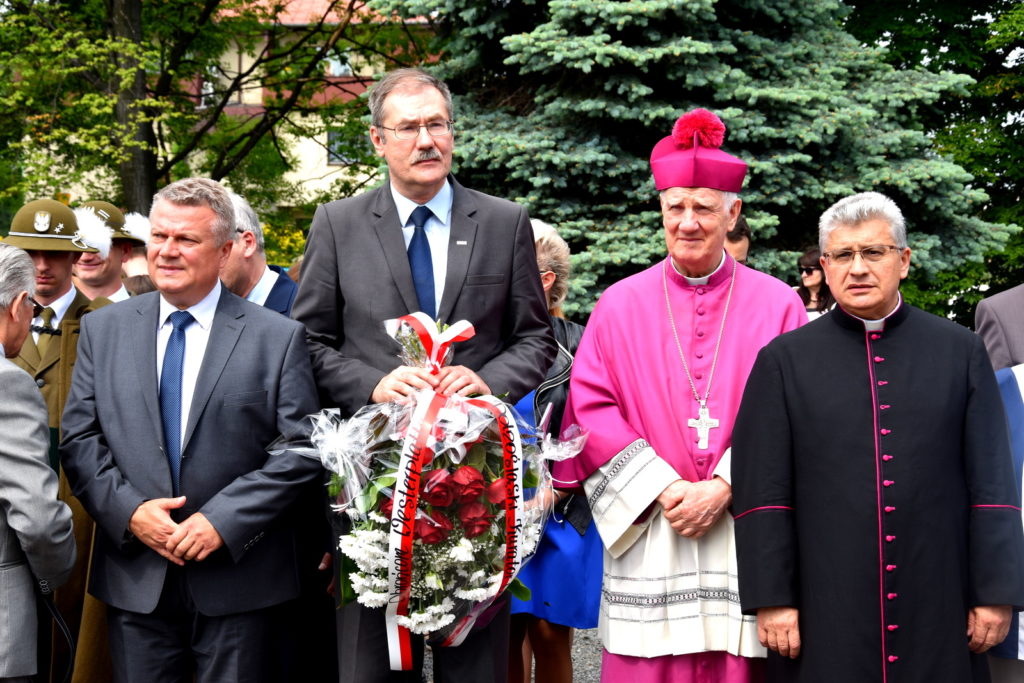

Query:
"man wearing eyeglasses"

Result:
[[292, 67, 555, 682], [0, 242, 77, 683], [732, 191, 1024, 682]]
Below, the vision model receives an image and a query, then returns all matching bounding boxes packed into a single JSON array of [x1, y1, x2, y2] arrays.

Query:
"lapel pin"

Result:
[[456, 240, 468, 246]]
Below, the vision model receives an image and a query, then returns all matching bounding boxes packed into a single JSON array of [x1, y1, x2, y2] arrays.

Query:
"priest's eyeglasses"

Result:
[[823, 245, 901, 265], [379, 120, 455, 140]]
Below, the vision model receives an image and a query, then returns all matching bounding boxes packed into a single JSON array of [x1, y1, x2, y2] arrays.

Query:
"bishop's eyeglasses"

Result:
[[379, 120, 455, 140], [823, 245, 901, 265]]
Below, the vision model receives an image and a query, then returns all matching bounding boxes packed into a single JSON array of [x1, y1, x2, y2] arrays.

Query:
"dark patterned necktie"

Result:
[[407, 205, 436, 318], [159, 310, 195, 496]]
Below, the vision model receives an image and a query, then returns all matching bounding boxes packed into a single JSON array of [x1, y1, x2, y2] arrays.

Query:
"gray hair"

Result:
[[229, 191, 264, 252], [369, 68, 453, 129], [0, 243, 35, 310], [819, 191, 907, 252], [532, 220, 571, 311], [658, 189, 740, 211], [152, 178, 235, 246]]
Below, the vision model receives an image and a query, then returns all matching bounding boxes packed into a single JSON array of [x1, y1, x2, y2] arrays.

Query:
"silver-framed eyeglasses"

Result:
[[823, 244, 902, 265], [379, 120, 455, 140]]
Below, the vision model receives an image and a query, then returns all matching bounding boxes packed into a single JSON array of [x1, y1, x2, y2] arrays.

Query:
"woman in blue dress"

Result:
[[509, 221, 602, 683]]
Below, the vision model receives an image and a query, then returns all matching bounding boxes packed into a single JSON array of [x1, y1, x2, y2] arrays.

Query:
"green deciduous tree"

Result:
[[372, 0, 1012, 318], [846, 0, 1024, 325], [0, 0, 421, 221]]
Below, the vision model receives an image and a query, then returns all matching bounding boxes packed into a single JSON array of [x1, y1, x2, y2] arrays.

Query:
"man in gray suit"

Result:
[[292, 68, 555, 682], [61, 178, 321, 683], [0, 242, 76, 683], [976, 284, 1024, 371]]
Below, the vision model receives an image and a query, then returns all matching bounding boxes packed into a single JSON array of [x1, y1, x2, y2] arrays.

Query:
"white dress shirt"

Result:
[[156, 282, 221, 451], [245, 265, 278, 307], [391, 180, 453, 310], [32, 286, 78, 343], [108, 284, 131, 303]]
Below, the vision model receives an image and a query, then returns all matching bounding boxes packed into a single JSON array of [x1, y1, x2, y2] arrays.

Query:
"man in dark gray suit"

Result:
[[292, 67, 555, 682], [0, 242, 76, 683], [976, 284, 1024, 371], [61, 178, 320, 683]]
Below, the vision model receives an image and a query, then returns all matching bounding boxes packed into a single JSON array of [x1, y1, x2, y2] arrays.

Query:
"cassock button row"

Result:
[[883, 454, 894, 461], [696, 457, 707, 466], [697, 308, 705, 315], [887, 624, 899, 631], [695, 372, 703, 380], [696, 288, 705, 295], [696, 330, 705, 338], [880, 404, 891, 410], [881, 428, 892, 435], [874, 356, 885, 362], [883, 480, 894, 487], [871, 333, 881, 340], [886, 535, 896, 542], [696, 352, 704, 359], [888, 655, 899, 663], [886, 564, 897, 571], [885, 506, 896, 512], [878, 380, 889, 386], [887, 592, 898, 600]]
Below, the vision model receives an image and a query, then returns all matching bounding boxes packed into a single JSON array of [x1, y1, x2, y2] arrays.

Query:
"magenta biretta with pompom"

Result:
[[650, 108, 747, 192]]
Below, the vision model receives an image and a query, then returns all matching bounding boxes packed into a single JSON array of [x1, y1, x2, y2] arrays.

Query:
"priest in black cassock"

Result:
[[731, 191, 1024, 683]]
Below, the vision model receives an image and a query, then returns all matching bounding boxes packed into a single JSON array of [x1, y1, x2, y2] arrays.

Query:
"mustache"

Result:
[[414, 149, 442, 163]]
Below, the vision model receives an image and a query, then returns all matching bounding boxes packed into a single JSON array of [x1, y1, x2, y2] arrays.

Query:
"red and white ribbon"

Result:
[[385, 389, 448, 670], [384, 313, 475, 375]]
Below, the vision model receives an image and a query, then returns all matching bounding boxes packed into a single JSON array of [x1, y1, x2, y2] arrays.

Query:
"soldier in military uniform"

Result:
[[0, 198, 111, 683], [73, 200, 148, 302]]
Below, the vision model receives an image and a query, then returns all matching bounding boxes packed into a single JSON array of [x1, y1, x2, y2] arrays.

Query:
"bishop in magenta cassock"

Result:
[[553, 109, 805, 682], [732, 192, 1024, 683]]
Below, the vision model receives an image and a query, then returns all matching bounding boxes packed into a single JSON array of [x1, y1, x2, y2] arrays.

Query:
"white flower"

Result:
[[450, 538, 475, 563]]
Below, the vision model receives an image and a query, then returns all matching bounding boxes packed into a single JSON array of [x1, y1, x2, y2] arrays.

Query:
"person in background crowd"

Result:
[[72, 200, 148, 303], [508, 220, 601, 683], [976, 283, 1024, 372], [0, 198, 110, 683], [124, 274, 156, 296], [61, 177, 321, 683], [725, 215, 752, 265], [0, 242, 77, 683], [552, 108, 805, 682], [219, 192, 298, 315], [288, 254, 304, 283], [733, 191, 1024, 683], [794, 246, 834, 321], [291, 67, 555, 682]]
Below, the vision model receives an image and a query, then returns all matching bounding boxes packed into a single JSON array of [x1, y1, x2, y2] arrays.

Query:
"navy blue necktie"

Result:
[[407, 205, 436, 319], [160, 310, 195, 496]]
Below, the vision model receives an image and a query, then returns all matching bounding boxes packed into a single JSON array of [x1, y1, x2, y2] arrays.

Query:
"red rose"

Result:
[[379, 495, 394, 519], [452, 465, 485, 503], [421, 468, 456, 507], [484, 478, 506, 505], [458, 500, 494, 539], [415, 510, 454, 544]]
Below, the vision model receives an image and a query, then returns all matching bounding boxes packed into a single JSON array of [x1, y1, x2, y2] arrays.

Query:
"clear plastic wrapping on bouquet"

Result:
[[268, 313, 587, 657]]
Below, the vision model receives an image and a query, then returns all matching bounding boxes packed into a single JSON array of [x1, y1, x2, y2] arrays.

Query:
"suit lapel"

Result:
[[132, 294, 164, 447], [371, 186, 421, 314], [18, 333, 42, 370], [182, 293, 244, 454], [438, 180, 478, 324]]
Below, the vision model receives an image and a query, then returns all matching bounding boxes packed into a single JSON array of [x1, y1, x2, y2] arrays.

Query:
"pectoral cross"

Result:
[[687, 400, 719, 450]]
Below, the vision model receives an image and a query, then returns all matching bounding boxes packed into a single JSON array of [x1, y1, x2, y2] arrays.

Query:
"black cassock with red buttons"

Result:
[[732, 303, 1024, 683]]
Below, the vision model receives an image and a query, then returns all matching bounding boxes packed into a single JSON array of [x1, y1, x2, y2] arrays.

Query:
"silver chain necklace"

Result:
[[662, 256, 737, 449]]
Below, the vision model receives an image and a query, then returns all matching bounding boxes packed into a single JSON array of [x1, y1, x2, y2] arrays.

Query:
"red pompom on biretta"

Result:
[[671, 108, 726, 150], [649, 107, 747, 192]]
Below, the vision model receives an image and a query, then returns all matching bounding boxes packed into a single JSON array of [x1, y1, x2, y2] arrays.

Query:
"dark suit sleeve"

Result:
[[731, 344, 800, 613], [197, 321, 322, 562], [474, 204, 556, 402], [292, 204, 390, 414], [964, 336, 1024, 608], [2, 365, 76, 587], [976, 298, 1013, 372], [61, 314, 150, 547]]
